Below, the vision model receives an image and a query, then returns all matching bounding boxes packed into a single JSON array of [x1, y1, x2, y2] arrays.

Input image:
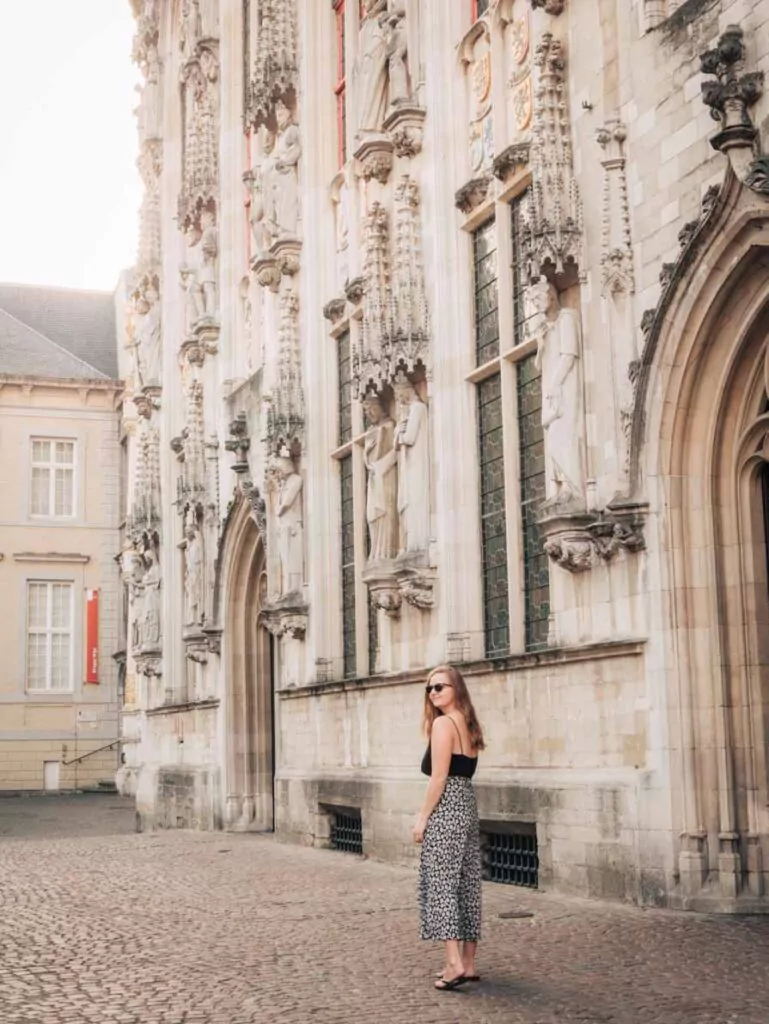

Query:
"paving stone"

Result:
[[0, 796, 767, 1024]]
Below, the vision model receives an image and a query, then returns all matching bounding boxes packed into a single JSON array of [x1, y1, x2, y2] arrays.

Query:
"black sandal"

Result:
[[434, 975, 467, 991], [435, 971, 480, 982]]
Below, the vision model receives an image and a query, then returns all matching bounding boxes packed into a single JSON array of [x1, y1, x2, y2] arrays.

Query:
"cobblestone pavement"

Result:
[[0, 796, 767, 1024]]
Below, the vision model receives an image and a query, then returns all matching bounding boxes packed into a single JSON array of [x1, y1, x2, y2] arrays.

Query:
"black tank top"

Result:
[[420, 716, 478, 779]]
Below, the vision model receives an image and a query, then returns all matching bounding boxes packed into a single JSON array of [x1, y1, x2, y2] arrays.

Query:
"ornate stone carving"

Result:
[[701, 26, 763, 153], [242, 480, 268, 536], [393, 376, 430, 555], [354, 135, 394, 184], [455, 176, 492, 214], [260, 604, 308, 639], [384, 104, 427, 158], [179, 39, 220, 228], [265, 281, 304, 455], [225, 412, 251, 474], [523, 33, 583, 280], [540, 504, 646, 573], [387, 176, 429, 379], [251, 254, 281, 292], [363, 394, 398, 563], [531, 0, 565, 13], [493, 143, 530, 182], [249, 0, 298, 129], [357, 203, 390, 395], [323, 297, 347, 324], [345, 276, 364, 306], [596, 120, 634, 296], [526, 278, 585, 510]]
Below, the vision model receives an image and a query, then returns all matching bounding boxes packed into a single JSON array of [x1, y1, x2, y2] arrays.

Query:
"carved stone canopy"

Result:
[[383, 104, 427, 159]]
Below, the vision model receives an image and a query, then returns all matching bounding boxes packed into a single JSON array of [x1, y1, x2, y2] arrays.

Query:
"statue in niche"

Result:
[[393, 377, 430, 554], [272, 451, 304, 597], [140, 543, 162, 649], [529, 279, 585, 508], [356, 0, 389, 135], [273, 101, 301, 241], [385, 7, 410, 107], [363, 394, 398, 562], [183, 515, 204, 627], [182, 213, 218, 325], [247, 129, 278, 254], [134, 281, 161, 387]]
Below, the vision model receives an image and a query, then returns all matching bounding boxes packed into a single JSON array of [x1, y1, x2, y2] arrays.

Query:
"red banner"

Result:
[[85, 589, 99, 684]]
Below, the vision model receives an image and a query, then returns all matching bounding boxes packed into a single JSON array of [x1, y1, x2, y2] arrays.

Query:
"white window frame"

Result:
[[29, 437, 77, 519], [25, 581, 75, 693]]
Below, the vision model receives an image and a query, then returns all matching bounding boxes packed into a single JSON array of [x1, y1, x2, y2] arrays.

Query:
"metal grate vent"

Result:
[[482, 825, 538, 888], [330, 809, 363, 855]]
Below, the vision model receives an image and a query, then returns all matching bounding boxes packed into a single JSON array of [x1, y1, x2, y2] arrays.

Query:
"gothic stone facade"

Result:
[[120, 0, 769, 912]]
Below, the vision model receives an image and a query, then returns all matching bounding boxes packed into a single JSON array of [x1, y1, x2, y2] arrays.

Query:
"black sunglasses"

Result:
[[425, 682, 452, 695]]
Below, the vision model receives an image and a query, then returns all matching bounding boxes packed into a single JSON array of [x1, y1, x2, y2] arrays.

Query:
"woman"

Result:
[[414, 665, 485, 991]]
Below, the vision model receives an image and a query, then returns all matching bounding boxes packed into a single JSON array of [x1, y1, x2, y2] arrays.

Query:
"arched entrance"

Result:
[[636, 172, 769, 906], [221, 497, 274, 831]]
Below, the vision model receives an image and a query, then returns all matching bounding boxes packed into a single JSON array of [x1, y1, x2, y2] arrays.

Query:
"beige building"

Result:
[[121, 0, 769, 912], [0, 285, 123, 792]]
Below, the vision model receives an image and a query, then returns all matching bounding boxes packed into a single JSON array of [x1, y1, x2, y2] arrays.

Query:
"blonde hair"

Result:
[[422, 664, 486, 752]]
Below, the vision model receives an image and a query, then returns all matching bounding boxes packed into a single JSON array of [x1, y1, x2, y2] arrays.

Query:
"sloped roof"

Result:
[[0, 282, 118, 379], [0, 307, 108, 381]]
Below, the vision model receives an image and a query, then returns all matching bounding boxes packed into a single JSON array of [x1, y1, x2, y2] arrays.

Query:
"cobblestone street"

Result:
[[0, 796, 767, 1024]]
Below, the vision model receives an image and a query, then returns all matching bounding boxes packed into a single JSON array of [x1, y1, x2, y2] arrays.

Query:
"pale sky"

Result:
[[0, 2, 141, 292]]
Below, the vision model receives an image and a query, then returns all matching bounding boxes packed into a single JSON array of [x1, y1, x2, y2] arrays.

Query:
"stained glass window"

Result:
[[478, 375, 509, 657], [338, 331, 353, 446], [340, 455, 357, 677], [517, 355, 550, 649], [368, 594, 379, 676], [473, 219, 500, 365], [511, 194, 527, 346]]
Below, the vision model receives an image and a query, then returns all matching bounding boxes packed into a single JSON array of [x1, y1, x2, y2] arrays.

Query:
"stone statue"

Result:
[[141, 544, 162, 649], [530, 279, 585, 508], [356, 0, 389, 135], [273, 101, 301, 240], [197, 210, 218, 318], [183, 518, 204, 627], [363, 395, 398, 561], [393, 379, 430, 554], [182, 213, 218, 325], [134, 282, 161, 387], [273, 453, 304, 597], [385, 7, 410, 107]]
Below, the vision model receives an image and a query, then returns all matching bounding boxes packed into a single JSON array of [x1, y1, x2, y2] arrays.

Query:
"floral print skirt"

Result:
[[418, 777, 482, 942]]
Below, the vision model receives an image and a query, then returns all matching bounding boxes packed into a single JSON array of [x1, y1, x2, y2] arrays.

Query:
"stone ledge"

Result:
[[278, 638, 647, 701], [146, 698, 219, 717]]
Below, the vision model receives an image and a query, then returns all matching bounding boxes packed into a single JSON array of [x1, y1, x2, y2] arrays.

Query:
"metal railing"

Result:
[[61, 740, 119, 767]]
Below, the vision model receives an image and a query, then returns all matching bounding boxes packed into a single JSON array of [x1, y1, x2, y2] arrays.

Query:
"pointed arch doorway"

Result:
[[223, 498, 275, 831]]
